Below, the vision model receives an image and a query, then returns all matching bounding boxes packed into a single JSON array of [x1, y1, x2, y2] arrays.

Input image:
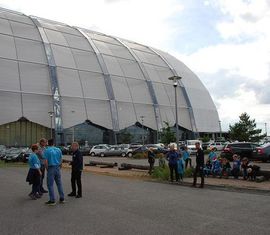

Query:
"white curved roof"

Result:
[[0, 7, 220, 132]]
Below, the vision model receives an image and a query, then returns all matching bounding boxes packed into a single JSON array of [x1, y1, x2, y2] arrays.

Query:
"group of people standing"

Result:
[[26, 139, 83, 205], [148, 142, 204, 188]]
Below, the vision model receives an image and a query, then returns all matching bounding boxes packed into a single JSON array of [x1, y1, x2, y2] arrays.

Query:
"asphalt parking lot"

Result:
[[1, 167, 270, 235]]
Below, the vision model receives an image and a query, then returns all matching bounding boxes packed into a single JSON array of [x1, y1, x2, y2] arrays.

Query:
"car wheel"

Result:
[[90, 152, 95, 157], [127, 152, 133, 158], [121, 152, 126, 157], [100, 153, 105, 157]]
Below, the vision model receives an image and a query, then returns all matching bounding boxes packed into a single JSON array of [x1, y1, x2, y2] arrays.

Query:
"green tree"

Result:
[[160, 121, 176, 145], [118, 130, 133, 143], [228, 113, 265, 142]]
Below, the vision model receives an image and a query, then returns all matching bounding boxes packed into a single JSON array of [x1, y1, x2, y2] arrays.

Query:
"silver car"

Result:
[[90, 145, 110, 157]]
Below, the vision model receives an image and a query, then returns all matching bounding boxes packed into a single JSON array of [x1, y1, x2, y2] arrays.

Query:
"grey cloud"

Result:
[[240, 12, 260, 22], [199, 69, 245, 99]]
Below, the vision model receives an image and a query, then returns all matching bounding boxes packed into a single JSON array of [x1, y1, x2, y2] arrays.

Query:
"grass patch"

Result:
[[152, 166, 170, 181], [0, 160, 27, 168], [152, 165, 194, 181]]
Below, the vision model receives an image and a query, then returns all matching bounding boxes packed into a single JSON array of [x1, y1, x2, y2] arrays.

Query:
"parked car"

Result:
[[0, 145, 7, 160], [102, 146, 132, 157], [221, 142, 260, 161], [186, 140, 202, 154], [207, 142, 225, 151], [131, 146, 148, 156], [90, 145, 110, 157], [4, 148, 24, 162], [129, 143, 142, 150], [22, 148, 32, 163], [254, 143, 270, 162], [79, 146, 92, 156]]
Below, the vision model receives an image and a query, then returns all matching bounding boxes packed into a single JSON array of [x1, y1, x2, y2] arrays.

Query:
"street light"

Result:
[[140, 115, 145, 145], [71, 110, 75, 142], [265, 122, 268, 136], [219, 120, 222, 139], [168, 75, 182, 151], [48, 111, 54, 139]]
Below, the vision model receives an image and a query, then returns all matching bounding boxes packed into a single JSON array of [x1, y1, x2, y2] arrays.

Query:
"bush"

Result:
[[184, 167, 194, 177], [152, 166, 170, 181], [132, 152, 147, 159]]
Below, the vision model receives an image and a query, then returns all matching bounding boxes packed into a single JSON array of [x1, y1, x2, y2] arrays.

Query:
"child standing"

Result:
[[177, 156, 185, 182], [231, 154, 241, 179], [26, 144, 42, 200], [182, 146, 192, 168]]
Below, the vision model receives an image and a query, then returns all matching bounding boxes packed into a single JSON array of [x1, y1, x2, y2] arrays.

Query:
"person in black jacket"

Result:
[[68, 142, 83, 198], [192, 142, 204, 188], [148, 147, 155, 175]]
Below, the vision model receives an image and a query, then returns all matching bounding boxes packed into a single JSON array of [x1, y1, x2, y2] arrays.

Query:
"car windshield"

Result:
[[261, 143, 270, 148], [6, 149, 21, 154]]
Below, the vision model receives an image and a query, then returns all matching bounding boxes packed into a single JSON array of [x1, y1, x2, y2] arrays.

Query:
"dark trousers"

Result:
[[169, 163, 179, 182], [231, 168, 240, 179], [39, 165, 46, 191], [31, 173, 41, 195], [148, 161, 155, 175], [193, 166, 204, 187], [71, 170, 82, 196], [185, 158, 192, 168]]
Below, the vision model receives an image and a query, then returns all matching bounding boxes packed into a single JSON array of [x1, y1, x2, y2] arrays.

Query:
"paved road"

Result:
[[64, 155, 270, 171], [0, 167, 270, 235]]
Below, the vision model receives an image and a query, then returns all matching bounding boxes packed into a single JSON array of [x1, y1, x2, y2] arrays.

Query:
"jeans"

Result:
[[39, 165, 46, 191], [47, 166, 65, 202], [169, 163, 179, 182], [71, 170, 82, 196], [193, 165, 204, 187]]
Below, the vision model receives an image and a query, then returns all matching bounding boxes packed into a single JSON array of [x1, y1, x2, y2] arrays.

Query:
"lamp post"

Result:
[[71, 110, 75, 142], [168, 76, 182, 151], [140, 115, 145, 145], [219, 120, 222, 139], [265, 122, 267, 136], [48, 111, 54, 139]]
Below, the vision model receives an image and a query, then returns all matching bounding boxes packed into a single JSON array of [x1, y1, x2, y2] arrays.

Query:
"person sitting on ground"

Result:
[[26, 144, 42, 200], [241, 157, 252, 180], [204, 159, 212, 177], [221, 158, 231, 179], [182, 146, 192, 168], [177, 155, 185, 182], [211, 157, 222, 178], [147, 147, 155, 175], [247, 165, 260, 181], [208, 147, 217, 164], [231, 154, 241, 179]]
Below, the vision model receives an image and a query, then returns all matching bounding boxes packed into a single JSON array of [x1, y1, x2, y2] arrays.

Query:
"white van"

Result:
[[186, 140, 202, 154]]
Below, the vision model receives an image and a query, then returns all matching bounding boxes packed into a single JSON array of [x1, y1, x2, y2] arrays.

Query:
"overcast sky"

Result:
[[1, 0, 269, 132]]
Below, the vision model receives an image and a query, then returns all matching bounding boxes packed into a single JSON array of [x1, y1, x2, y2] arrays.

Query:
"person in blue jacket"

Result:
[[26, 144, 42, 200], [177, 155, 185, 182], [182, 146, 192, 168], [166, 144, 179, 182]]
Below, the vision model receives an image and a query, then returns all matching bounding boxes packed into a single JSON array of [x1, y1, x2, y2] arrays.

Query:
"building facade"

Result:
[[0, 7, 220, 146]]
